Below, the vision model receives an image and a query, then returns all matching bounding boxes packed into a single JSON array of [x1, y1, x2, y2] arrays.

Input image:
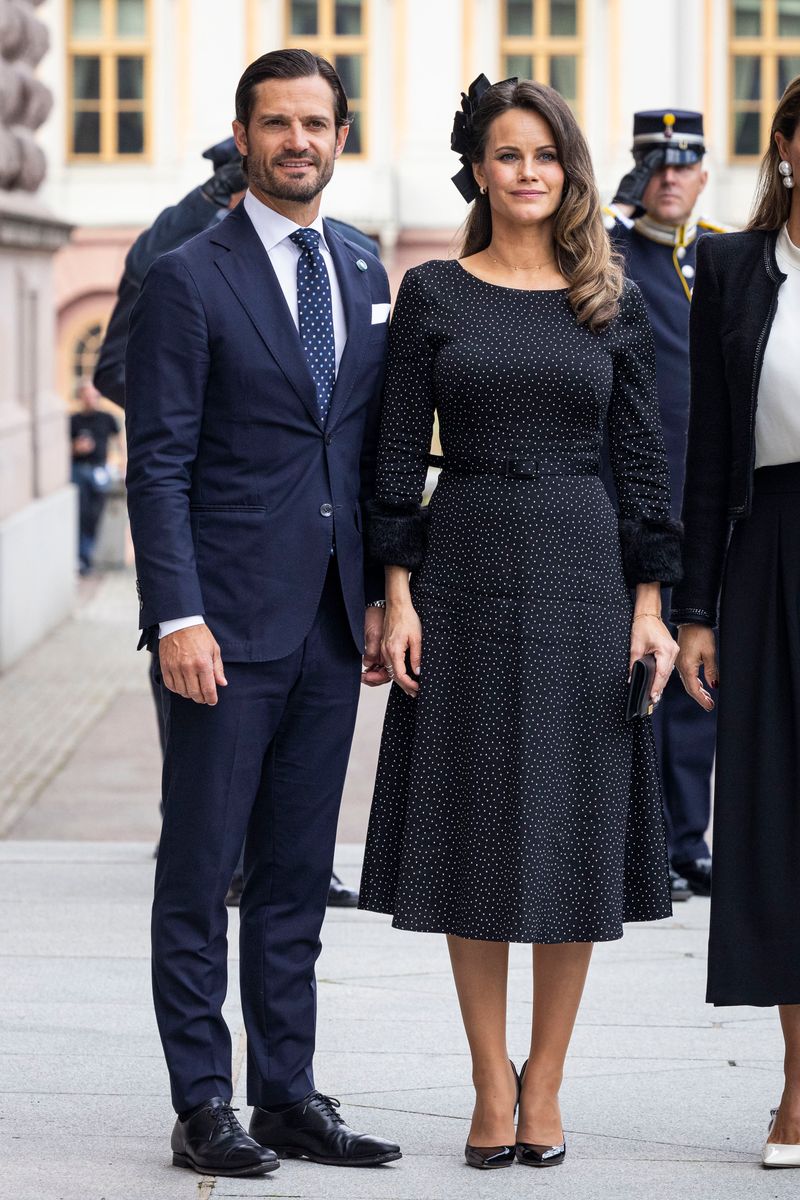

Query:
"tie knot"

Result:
[[290, 226, 321, 255]]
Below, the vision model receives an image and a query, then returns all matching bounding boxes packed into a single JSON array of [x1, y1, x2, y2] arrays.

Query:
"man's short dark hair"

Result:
[[235, 48, 352, 132]]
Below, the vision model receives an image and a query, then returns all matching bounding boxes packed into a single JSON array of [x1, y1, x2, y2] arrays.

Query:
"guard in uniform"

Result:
[[604, 110, 730, 899]]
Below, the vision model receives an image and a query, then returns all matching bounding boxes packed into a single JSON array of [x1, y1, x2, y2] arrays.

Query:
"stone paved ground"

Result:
[[0, 570, 794, 1200], [0, 568, 384, 844]]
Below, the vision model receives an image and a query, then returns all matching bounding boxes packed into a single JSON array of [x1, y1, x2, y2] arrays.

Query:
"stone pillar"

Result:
[[0, 0, 73, 671]]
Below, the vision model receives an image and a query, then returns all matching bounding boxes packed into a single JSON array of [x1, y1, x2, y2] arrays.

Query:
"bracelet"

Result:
[[366, 600, 386, 608], [632, 612, 661, 621]]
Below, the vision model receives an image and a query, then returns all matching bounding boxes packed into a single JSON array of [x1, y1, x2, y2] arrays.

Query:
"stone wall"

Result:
[[0, 0, 51, 191], [0, 0, 75, 671]]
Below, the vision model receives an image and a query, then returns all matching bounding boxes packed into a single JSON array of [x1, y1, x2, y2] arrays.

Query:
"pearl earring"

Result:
[[479, 185, 487, 195], [779, 160, 795, 189]]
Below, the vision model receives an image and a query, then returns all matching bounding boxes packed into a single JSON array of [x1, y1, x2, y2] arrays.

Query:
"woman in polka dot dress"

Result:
[[359, 78, 681, 1169]]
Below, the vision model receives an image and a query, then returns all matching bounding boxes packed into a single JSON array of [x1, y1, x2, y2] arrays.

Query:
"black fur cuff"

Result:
[[619, 517, 683, 587], [366, 500, 429, 569]]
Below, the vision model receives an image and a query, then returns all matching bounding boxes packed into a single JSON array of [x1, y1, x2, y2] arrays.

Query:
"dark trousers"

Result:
[[152, 566, 361, 1113], [71, 462, 108, 568], [652, 658, 716, 863]]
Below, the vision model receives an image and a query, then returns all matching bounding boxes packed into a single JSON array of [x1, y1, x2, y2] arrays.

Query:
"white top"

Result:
[[754, 224, 800, 469], [159, 190, 347, 639]]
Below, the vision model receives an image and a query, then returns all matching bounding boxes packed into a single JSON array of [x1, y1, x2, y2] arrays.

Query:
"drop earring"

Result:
[[779, 160, 795, 189]]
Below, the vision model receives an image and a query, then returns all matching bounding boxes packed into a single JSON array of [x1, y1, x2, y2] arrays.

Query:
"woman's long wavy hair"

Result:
[[460, 80, 623, 330], [748, 74, 800, 232]]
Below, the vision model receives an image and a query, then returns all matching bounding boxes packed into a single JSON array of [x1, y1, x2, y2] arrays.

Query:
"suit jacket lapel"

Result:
[[324, 220, 371, 430], [211, 205, 322, 429]]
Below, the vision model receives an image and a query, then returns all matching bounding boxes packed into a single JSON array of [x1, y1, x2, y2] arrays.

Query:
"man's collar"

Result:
[[243, 189, 328, 251], [634, 211, 698, 247]]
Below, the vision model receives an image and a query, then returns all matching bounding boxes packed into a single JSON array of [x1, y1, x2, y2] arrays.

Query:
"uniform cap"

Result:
[[632, 109, 705, 164], [201, 136, 240, 170]]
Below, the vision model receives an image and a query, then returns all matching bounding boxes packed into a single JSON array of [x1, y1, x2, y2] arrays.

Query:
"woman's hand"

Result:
[[676, 623, 718, 712], [629, 614, 678, 703], [382, 600, 422, 697]]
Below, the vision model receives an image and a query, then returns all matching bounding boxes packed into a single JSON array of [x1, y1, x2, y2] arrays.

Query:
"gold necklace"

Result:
[[486, 249, 556, 272]]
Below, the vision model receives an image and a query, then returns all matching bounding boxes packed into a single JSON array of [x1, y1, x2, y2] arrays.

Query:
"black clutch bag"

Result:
[[626, 654, 657, 721]]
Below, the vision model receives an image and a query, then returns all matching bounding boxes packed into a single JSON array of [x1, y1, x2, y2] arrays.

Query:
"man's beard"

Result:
[[248, 153, 335, 203]]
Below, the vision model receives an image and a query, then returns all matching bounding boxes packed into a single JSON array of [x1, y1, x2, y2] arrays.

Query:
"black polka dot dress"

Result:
[[359, 260, 679, 944]]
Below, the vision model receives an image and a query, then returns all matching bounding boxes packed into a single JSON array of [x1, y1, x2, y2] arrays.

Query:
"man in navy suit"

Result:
[[125, 49, 401, 1178]]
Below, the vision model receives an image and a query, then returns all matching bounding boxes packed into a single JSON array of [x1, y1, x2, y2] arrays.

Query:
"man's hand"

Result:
[[159, 624, 227, 705], [676, 624, 718, 712], [612, 148, 665, 217], [362, 607, 390, 686]]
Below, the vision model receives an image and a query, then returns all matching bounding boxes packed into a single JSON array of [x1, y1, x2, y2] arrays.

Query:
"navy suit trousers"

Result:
[[152, 566, 361, 1113]]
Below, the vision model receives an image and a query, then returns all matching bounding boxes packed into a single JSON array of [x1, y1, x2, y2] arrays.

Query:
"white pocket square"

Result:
[[371, 303, 391, 324]]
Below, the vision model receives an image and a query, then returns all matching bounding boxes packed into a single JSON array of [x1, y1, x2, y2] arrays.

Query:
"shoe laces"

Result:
[[212, 1103, 241, 1140], [305, 1092, 344, 1125]]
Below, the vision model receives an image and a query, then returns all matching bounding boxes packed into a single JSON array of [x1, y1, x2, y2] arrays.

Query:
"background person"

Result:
[[673, 76, 800, 1169], [360, 75, 680, 1172], [604, 108, 729, 901], [70, 380, 120, 575], [125, 50, 399, 1176]]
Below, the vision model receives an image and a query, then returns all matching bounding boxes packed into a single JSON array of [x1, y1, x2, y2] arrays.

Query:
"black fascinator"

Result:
[[450, 73, 518, 202]]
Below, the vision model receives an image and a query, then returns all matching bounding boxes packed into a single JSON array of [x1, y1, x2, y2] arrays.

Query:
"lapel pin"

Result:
[[356, 259, 368, 272]]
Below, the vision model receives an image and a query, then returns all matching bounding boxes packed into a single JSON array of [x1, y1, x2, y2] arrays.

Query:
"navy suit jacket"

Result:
[[125, 200, 389, 661]]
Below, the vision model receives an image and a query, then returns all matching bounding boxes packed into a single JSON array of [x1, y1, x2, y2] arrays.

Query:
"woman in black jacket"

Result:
[[673, 77, 800, 1168]]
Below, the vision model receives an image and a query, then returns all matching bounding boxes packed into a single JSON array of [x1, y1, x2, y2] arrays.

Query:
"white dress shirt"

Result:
[[755, 224, 800, 469], [159, 189, 348, 639]]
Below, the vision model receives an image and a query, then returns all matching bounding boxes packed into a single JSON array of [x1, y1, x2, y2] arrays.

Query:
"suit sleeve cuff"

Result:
[[159, 614, 205, 638]]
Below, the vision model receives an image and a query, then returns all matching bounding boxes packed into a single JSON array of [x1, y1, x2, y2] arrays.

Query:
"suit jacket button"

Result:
[[320, 503, 333, 517], [325, 433, 333, 445]]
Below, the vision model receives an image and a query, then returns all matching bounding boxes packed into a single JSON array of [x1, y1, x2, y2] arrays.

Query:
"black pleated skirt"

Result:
[[709, 463, 800, 1006]]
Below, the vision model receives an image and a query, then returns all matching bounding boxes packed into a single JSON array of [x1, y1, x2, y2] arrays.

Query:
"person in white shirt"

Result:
[[675, 74, 800, 1170]]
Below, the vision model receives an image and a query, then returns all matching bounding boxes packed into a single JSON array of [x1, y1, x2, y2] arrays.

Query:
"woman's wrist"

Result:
[[633, 581, 662, 621]]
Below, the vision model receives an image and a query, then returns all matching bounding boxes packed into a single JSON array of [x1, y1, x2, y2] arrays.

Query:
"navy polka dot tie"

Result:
[[290, 227, 335, 423]]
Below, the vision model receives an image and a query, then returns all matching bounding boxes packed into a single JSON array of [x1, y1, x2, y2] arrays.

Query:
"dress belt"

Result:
[[427, 453, 596, 481]]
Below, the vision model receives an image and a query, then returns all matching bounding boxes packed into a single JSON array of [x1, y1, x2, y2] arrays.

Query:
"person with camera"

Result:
[[604, 109, 730, 902]]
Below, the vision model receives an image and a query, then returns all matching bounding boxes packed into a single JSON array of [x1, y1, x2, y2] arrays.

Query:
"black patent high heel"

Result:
[[464, 1060, 520, 1170], [515, 1059, 566, 1167]]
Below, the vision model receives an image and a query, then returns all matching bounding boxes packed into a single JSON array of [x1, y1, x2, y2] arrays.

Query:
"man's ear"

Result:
[[333, 123, 350, 159], [232, 119, 248, 158]]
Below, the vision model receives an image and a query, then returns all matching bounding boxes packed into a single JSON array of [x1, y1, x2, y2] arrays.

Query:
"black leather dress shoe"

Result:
[[673, 857, 712, 896], [171, 1097, 279, 1177], [516, 1060, 566, 1168], [464, 1060, 520, 1169], [250, 1092, 401, 1166], [327, 872, 359, 908], [669, 866, 692, 902]]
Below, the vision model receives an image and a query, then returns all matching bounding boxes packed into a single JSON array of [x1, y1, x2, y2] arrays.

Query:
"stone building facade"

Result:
[[36, 0, 799, 404], [0, 0, 72, 670]]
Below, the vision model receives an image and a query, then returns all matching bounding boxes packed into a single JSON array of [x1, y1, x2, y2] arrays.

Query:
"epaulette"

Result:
[[697, 217, 737, 234], [602, 204, 634, 232]]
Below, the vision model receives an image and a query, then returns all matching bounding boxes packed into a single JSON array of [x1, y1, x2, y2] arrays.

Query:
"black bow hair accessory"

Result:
[[450, 73, 518, 202]]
